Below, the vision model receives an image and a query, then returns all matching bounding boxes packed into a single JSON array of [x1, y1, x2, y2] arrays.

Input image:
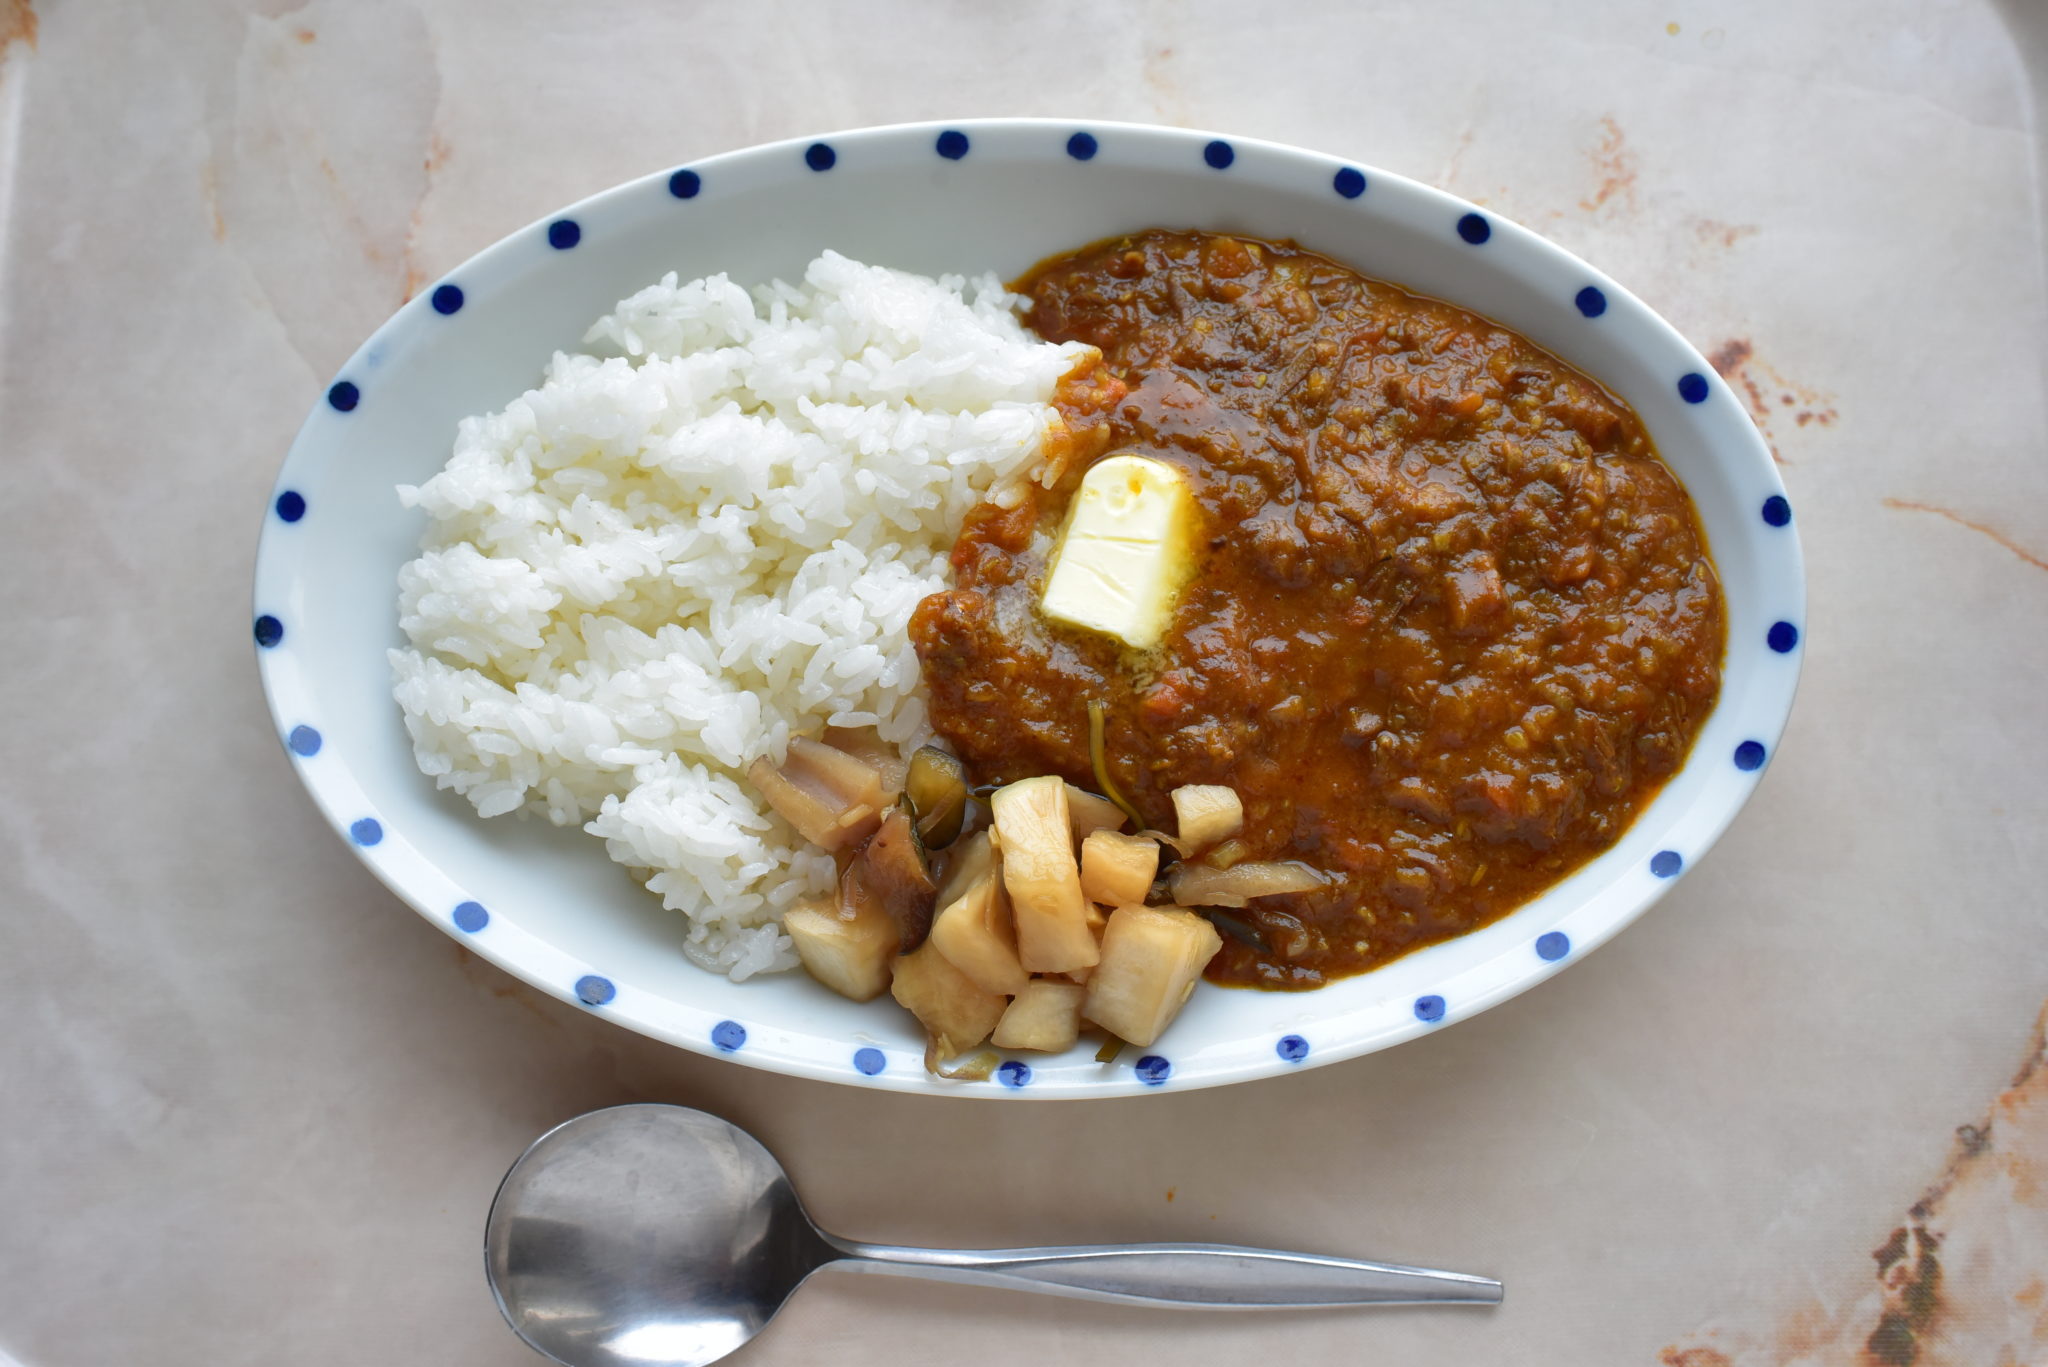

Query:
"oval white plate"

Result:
[[253, 119, 1803, 1098]]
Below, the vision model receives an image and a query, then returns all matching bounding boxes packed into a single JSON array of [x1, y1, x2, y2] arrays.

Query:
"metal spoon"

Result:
[[485, 1104, 1501, 1367]]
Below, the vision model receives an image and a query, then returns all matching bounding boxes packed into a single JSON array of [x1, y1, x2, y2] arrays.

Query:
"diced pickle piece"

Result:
[[1080, 830, 1160, 907], [1170, 784, 1243, 852], [784, 894, 896, 1003], [821, 725, 907, 795], [891, 941, 1008, 1059], [856, 806, 937, 951], [1082, 906, 1223, 1047], [747, 737, 886, 850], [1064, 785, 1128, 844], [991, 776, 1099, 974], [929, 864, 1029, 996], [992, 979, 1086, 1053]]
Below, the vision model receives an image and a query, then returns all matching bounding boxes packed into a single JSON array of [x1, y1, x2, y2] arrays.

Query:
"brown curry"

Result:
[[910, 230, 1723, 990]]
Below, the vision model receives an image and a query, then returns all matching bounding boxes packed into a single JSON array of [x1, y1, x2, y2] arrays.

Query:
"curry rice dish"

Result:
[[397, 231, 1722, 1065]]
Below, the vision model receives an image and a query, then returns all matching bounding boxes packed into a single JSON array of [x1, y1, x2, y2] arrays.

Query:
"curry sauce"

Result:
[[910, 230, 1724, 990]]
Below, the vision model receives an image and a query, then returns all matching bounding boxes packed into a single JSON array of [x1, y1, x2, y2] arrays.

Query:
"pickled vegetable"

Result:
[[904, 746, 969, 849], [891, 941, 1007, 1060], [992, 979, 1086, 1052], [1169, 860, 1326, 909], [1082, 906, 1223, 1047], [856, 806, 937, 950], [782, 892, 896, 1002], [991, 776, 1098, 974], [1079, 830, 1160, 907], [747, 737, 886, 850], [929, 860, 1029, 996], [1169, 784, 1242, 853]]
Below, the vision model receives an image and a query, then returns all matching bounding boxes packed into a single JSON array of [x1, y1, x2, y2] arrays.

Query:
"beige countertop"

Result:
[[4, 2, 2047, 1363]]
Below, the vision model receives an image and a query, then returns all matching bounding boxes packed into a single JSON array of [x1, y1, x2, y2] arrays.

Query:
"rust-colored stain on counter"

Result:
[[1866, 1224, 1943, 1365], [1708, 338, 1836, 464], [1438, 125, 1478, 197], [0, 0, 35, 59], [199, 157, 226, 242], [1656, 1001, 2048, 1366], [311, 153, 392, 270], [1883, 499, 2048, 574], [1658, 1350, 1731, 1367], [1579, 116, 1639, 215], [401, 133, 452, 301], [1142, 44, 1189, 128], [1694, 219, 1759, 250]]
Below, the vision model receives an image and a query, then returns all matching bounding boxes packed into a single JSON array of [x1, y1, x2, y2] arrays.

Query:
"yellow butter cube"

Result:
[[1040, 454, 1197, 649]]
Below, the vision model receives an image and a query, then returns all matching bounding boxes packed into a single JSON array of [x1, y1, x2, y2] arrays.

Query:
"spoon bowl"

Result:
[[486, 1106, 830, 1367], [486, 1105, 1502, 1367]]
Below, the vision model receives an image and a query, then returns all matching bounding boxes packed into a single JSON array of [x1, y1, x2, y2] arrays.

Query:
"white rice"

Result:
[[389, 252, 1091, 979]]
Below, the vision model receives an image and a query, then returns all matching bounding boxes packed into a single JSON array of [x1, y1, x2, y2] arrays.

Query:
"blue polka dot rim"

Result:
[[1762, 495, 1791, 526], [1203, 139, 1234, 169], [349, 817, 383, 847], [853, 1047, 886, 1075], [1066, 131, 1098, 160], [274, 490, 305, 522], [997, 1060, 1032, 1087], [711, 1020, 746, 1051], [1768, 621, 1800, 653], [576, 975, 616, 1006], [1734, 740, 1767, 771], [805, 142, 836, 172], [1415, 995, 1447, 1023], [546, 219, 580, 250], [253, 615, 283, 648], [1536, 931, 1570, 961], [936, 130, 969, 160], [1678, 372, 1710, 403], [326, 381, 358, 412], [1333, 166, 1366, 198], [287, 724, 321, 757], [1575, 286, 1607, 317], [453, 901, 490, 933], [1277, 1034, 1309, 1061], [1458, 213, 1490, 244], [430, 284, 463, 315], [1136, 1055, 1171, 1085], [669, 169, 701, 199], [1651, 850, 1683, 877]]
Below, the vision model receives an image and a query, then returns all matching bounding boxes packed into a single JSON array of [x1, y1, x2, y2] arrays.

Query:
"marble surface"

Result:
[[4, 2, 2047, 1363]]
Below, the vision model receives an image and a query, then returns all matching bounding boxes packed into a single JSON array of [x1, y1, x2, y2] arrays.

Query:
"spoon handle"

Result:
[[824, 1239, 1501, 1309]]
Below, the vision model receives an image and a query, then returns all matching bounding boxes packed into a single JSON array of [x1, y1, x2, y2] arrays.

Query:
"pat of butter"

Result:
[[1040, 454, 1196, 650]]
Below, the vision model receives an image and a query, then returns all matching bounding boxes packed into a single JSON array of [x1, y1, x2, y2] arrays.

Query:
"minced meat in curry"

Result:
[[910, 230, 1724, 990]]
